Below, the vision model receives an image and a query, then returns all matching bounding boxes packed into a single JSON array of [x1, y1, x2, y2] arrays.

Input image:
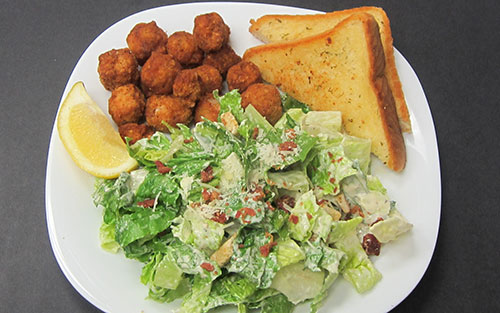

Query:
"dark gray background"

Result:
[[1, 0, 499, 312]]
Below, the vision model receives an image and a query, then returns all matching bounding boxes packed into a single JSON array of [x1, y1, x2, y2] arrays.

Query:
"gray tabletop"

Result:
[[1, 0, 499, 312]]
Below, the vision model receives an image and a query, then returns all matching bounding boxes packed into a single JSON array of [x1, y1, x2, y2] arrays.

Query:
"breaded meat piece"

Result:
[[167, 31, 203, 66], [126, 21, 168, 65], [173, 69, 203, 102], [140, 52, 182, 97], [108, 84, 146, 125], [98, 48, 139, 91], [202, 44, 241, 77], [193, 12, 230, 52], [118, 122, 155, 144], [194, 64, 223, 94], [226, 61, 262, 92], [194, 93, 220, 123], [145, 95, 193, 132], [241, 83, 283, 125]]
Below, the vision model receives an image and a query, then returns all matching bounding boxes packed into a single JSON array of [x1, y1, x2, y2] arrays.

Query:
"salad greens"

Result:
[[92, 90, 412, 312]]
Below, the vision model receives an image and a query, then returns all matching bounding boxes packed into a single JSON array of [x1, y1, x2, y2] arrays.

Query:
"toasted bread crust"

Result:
[[244, 13, 406, 171], [249, 6, 411, 133]]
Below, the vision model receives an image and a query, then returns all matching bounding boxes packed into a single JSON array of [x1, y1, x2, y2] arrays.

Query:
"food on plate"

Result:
[[140, 52, 183, 97], [92, 90, 412, 313], [241, 83, 282, 125], [248, 6, 411, 133], [194, 64, 223, 94], [172, 69, 203, 102], [108, 84, 146, 125], [167, 31, 204, 66], [202, 44, 242, 77], [96, 13, 246, 139], [145, 94, 193, 132], [194, 92, 220, 123], [57, 82, 137, 178], [97, 48, 140, 91], [118, 122, 154, 145], [243, 13, 406, 171], [193, 12, 230, 52], [226, 60, 262, 92], [126, 21, 168, 65]]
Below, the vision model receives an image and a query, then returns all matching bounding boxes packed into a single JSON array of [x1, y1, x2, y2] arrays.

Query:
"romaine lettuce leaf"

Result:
[[127, 132, 172, 167], [370, 208, 413, 243], [276, 238, 305, 267], [99, 222, 120, 253], [260, 293, 295, 313], [270, 261, 325, 304], [172, 207, 225, 255], [93, 173, 134, 224], [327, 217, 363, 244], [287, 190, 320, 242], [335, 231, 382, 293], [204, 274, 257, 311], [115, 207, 176, 247], [228, 228, 280, 288]]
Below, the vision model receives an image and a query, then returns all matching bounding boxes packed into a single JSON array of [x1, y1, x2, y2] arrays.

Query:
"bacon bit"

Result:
[[329, 177, 336, 184], [260, 241, 277, 257], [214, 271, 218, 275], [257, 208, 262, 212], [200, 262, 214, 272], [155, 160, 171, 174], [252, 127, 259, 139], [183, 137, 194, 143], [225, 202, 229, 206], [306, 213, 313, 220], [202, 188, 211, 202], [210, 190, 220, 201], [333, 187, 338, 193], [265, 201, 275, 211], [336, 157, 344, 163], [285, 128, 296, 139], [251, 186, 265, 201], [137, 199, 155, 208], [243, 207, 256, 216], [289, 214, 299, 224], [244, 196, 249, 201], [238, 244, 245, 249], [317, 199, 328, 205], [235, 207, 256, 221], [275, 195, 295, 213], [327, 152, 334, 159], [370, 217, 384, 226], [279, 141, 297, 151], [350, 205, 365, 218], [201, 166, 214, 182], [211, 211, 228, 224]]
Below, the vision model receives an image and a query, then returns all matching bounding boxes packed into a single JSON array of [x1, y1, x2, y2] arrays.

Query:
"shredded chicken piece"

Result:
[[333, 192, 351, 213], [210, 232, 237, 267]]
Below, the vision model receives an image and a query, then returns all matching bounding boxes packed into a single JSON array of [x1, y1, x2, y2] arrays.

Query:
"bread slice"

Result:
[[249, 6, 411, 133], [244, 13, 406, 171]]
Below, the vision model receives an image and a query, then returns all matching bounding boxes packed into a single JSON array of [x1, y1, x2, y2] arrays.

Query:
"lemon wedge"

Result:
[[57, 81, 138, 178]]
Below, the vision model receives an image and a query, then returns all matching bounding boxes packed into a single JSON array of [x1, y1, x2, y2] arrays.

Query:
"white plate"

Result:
[[45, 2, 441, 313]]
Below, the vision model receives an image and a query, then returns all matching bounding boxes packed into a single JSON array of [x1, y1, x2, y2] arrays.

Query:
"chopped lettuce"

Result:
[[91, 89, 411, 313], [228, 228, 280, 288], [271, 262, 325, 304], [370, 208, 413, 243], [335, 231, 382, 293]]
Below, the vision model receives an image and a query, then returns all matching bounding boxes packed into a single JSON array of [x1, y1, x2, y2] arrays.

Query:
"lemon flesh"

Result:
[[57, 82, 138, 178]]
